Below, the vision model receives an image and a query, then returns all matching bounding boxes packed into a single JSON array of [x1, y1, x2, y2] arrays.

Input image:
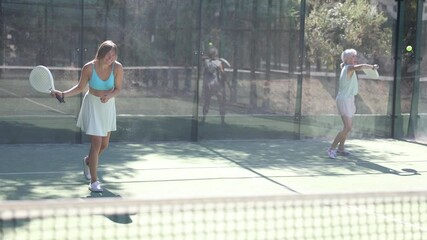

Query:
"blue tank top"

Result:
[[89, 63, 115, 91]]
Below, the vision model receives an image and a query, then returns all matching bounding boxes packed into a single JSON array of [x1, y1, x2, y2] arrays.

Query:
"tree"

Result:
[[305, 0, 391, 69]]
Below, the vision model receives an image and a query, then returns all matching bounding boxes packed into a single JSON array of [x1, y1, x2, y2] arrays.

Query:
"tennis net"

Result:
[[1, 191, 427, 240]]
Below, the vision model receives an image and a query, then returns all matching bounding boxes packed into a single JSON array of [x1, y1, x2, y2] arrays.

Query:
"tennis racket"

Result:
[[362, 65, 379, 79], [363, 64, 380, 79], [29, 65, 65, 103], [219, 58, 231, 68]]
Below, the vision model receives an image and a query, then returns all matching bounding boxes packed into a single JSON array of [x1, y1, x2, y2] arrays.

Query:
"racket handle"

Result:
[[54, 93, 65, 103]]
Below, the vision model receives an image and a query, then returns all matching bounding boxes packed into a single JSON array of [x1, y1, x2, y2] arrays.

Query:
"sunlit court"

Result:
[[1, 0, 427, 239]]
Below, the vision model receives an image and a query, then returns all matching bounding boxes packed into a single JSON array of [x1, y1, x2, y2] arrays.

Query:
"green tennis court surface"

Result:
[[1, 139, 427, 239]]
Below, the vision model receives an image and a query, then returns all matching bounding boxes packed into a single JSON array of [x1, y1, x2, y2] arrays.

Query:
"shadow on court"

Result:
[[0, 138, 426, 201], [348, 156, 420, 176], [84, 189, 133, 224]]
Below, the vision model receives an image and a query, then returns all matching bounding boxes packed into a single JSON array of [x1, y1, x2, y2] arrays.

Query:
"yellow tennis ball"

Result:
[[406, 45, 412, 52], [208, 42, 213, 46]]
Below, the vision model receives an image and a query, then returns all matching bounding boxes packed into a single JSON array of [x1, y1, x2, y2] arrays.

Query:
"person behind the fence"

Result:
[[201, 47, 226, 125], [327, 48, 379, 159]]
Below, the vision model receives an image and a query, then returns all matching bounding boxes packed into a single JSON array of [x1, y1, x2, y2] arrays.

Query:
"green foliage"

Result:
[[306, 0, 391, 67]]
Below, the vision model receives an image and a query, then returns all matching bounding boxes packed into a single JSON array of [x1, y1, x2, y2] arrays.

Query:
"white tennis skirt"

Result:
[[76, 92, 116, 137], [336, 96, 356, 117]]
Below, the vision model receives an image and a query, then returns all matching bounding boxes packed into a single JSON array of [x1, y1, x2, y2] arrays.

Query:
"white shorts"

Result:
[[76, 92, 116, 137], [336, 96, 356, 117]]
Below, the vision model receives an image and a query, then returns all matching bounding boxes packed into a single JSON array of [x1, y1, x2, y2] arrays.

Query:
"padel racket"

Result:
[[362, 68, 379, 79], [219, 58, 231, 68], [29, 65, 64, 103]]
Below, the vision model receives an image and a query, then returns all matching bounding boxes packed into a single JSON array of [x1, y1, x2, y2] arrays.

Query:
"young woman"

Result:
[[51, 40, 123, 192], [327, 49, 378, 159]]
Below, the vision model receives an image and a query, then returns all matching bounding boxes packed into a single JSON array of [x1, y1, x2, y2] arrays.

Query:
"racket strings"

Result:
[[29, 66, 64, 103], [29, 67, 54, 93]]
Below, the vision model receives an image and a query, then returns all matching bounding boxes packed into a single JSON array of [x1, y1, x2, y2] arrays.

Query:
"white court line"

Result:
[[0, 87, 66, 114]]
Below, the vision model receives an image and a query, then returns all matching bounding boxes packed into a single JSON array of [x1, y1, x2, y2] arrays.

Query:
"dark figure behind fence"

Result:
[[201, 47, 227, 125]]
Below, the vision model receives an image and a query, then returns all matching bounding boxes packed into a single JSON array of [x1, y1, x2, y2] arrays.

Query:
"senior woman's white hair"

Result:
[[340, 49, 357, 68], [341, 49, 357, 63]]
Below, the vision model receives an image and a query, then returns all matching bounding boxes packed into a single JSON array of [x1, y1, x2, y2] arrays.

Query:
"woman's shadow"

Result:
[[348, 156, 420, 176], [83, 188, 134, 224]]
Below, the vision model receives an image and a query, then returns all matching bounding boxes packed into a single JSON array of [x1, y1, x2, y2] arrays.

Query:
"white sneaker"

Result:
[[83, 156, 91, 180], [88, 181, 103, 192], [327, 148, 337, 159]]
